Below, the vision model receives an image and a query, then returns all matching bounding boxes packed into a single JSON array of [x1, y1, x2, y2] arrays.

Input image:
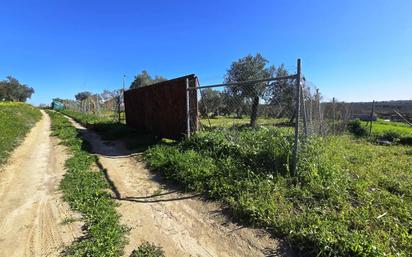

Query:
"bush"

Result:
[[399, 136, 412, 145], [377, 131, 401, 143], [130, 242, 164, 257], [347, 119, 367, 137]]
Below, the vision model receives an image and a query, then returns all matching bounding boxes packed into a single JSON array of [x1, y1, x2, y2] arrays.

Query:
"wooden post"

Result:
[[291, 58, 301, 177], [369, 100, 375, 136]]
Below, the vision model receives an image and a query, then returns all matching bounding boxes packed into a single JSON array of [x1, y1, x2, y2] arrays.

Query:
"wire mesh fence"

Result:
[[300, 83, 350, 136], [192, 76, 299, 131], [187, 59, 302, 175], [60, 89, 125, 123], [187, 59, 376, 176], [192, 77, 362, 137]]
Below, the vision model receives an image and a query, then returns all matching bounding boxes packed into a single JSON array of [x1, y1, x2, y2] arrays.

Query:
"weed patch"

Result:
[[130, 242, 165, 257], [47, 111, 127, 257]]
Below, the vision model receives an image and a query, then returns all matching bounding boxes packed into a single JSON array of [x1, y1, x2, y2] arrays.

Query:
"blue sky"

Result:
[[0, 0, 411, 105]]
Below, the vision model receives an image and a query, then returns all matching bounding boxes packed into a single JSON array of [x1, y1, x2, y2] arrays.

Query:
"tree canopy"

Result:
[[224, 54, 275, 126], [75, 91, 92, 101], [264, 64, 296, 120], [199, 89, 224, 117], [0, 76, 34, 102], [130, 70, 166, 89]]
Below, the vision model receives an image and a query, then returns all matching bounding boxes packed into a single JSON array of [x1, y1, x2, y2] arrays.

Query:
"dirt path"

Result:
[[68, 117, 293, 257], [0, 111, 82, 257]]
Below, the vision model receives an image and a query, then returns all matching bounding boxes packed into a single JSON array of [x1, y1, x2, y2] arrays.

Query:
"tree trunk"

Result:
[[250, 96, 259, 126]]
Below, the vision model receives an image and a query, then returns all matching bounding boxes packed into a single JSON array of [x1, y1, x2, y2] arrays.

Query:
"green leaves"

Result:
[[130, 242, 164, 257]]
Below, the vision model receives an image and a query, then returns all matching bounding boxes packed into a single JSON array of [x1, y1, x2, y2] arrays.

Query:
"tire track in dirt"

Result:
[[0, 111, 82, 257], [67, 116, 294, 257]]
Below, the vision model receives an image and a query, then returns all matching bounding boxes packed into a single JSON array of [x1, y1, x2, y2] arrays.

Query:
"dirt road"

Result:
[[0, 111, 82, 257], [68, 117, 292, 257]]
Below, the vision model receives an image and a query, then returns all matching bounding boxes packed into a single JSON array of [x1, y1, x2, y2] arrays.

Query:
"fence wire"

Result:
[[189, 59, 373, 176], [60, 89, 125, 123], [193, 77, 299, 131]]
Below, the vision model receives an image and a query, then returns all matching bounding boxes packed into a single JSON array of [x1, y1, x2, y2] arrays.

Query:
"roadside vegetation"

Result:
[[47, 111, 127, 257], [0, 102, 41, 166], [60, 109, 113, 125], [130, 242, 165, 257], [60, 109, 156, 150], [145, 128, 412, 257], [55, 105, 412, 256]]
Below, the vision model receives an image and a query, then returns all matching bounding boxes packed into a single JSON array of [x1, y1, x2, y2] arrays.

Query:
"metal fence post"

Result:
[[186, 78, 191, 138], [301, 83, 308, 137], [291, 58, 301, 177]]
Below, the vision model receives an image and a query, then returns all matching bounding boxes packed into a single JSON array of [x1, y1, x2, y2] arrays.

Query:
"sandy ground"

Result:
[[68, 116, 293, 257], [0, 111, 82, 257]]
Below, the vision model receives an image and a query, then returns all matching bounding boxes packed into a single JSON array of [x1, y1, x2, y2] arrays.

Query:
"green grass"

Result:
[[0, 102, 41, 166], [47, 110, 127, 257], [60, 109, 156, 150], [60, 109, 115, 125], [144, 128, 412, 257], [200, 116, 290, 129], [369, 120, 412, 136], [360, 119, 412, 145]]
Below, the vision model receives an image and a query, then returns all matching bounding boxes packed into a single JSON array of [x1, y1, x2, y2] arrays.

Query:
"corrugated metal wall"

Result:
[[124, 74, 198, 139]]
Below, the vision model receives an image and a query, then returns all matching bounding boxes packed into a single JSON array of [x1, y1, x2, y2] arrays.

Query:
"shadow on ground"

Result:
[[71, 119, 296, 257]]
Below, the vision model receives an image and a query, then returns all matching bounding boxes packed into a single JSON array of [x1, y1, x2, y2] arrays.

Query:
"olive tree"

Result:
[[130, 70, 166, 89], [224, 54, 274, 126], [0, 76, 34, 102]]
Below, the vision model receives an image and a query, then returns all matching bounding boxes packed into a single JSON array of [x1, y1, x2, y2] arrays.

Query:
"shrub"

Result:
[[130, 242, 164, 257], [377, 131, 401, 143], [347, 119, 367, 137], [399, 136, 412, 145]]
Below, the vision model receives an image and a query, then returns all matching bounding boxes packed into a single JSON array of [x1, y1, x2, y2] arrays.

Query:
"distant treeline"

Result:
[[329, 100, 412, 121]]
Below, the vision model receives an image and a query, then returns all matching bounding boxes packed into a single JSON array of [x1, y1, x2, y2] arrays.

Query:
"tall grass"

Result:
[[0, 102, 41, 166]]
